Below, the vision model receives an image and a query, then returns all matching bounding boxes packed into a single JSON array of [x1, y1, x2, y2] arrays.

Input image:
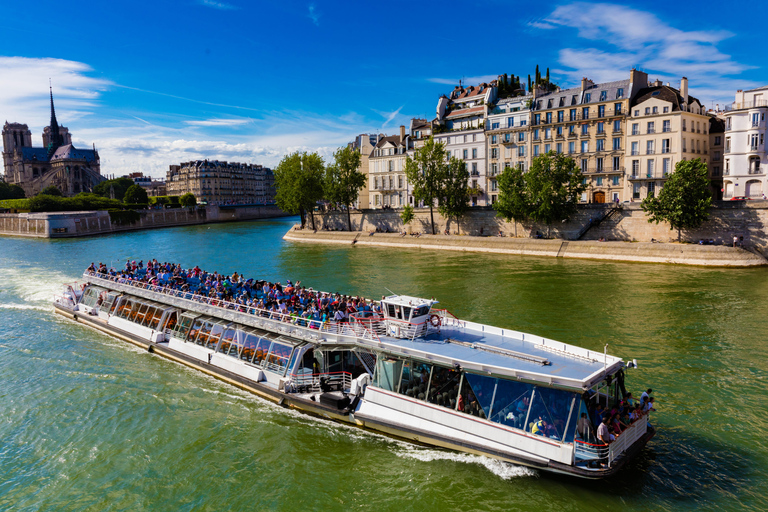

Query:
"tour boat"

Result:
[[53, 270, 655, 479]]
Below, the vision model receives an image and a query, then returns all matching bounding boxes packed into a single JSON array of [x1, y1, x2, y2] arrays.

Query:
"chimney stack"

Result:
[[680, 77, 688, 105], [400, 125, 405, 143]]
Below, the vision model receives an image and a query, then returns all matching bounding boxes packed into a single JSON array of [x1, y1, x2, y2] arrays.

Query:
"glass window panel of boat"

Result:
[[80, 287, 99, 307], [561, 393, 580, 444], [141, 306, 157, 327], [461, 373, 496, 419], [157, 309, 175, 331], [133, 302, 150, 324], [174, 314, 196, 339], [240, 332, 262, 363], [373, 357, 402, 392], [117, 299, 133, 319], [574, 399, 596, 444], [427, 365, 461, 409], [265, 342, 293, 374], [526, 386, 574, 440], [485, 379, 534, 429], [227, 329, 247, 358], [186, 317, 205, 342], [206, 322, 226, 350], [217, 327, 237, 355], [196, 320, 215, 346], [286, 343, 304, 375], [399, 361, 431, 400], [102, 293, 119, 314]]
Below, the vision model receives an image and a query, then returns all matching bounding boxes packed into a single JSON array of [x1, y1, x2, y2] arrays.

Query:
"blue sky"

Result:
[[1, 0, 766, 177]]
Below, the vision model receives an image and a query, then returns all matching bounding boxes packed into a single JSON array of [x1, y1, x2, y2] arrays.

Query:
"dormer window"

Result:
[[585, 93, 591, 103], [600, 91, 607, 101], [616, 88, 624, 99], [571, 95, 577, 105]]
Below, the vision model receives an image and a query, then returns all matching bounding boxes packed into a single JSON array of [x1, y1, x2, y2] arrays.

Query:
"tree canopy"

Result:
[[0, 181, 26, 200], [324, 145, 364, 231], [179, 193, 197, 207], [40, 185, 63, 196], [274, 151, 325, 229], [400, 205, 415, 226], [93, 177, 134, 201], [494, 151, 586, 235], [124, 184, 149, 204], [641, 158, 712, 234], [438, 157, 470, 234], [404, 137, 449, 234]]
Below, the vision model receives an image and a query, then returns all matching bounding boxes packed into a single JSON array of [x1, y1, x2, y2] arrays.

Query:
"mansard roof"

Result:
[[375, 135, 408, 149], [631, 85, 702, 110]]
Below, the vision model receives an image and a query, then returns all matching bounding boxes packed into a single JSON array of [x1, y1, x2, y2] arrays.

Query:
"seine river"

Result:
[[1, 217, 767, 511]]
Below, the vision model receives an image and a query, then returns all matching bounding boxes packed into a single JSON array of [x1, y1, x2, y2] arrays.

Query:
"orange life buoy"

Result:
[[430, 314, 441, 327]]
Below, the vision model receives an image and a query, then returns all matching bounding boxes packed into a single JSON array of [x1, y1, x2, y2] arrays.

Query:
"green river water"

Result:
[[1, 217, 767, 511]]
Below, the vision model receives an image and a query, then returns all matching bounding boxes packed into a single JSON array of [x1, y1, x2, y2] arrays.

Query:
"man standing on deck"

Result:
[[597, 417, 613, 445]]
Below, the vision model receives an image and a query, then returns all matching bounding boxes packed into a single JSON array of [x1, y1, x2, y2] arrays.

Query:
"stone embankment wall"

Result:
[[283, 230, 767, 267], [0, 205, 288, 238], [311, 201, 768, 252]]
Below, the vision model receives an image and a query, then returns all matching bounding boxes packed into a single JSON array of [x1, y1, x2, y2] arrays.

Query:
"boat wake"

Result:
[[394, 444, 537, 480], [0, 303, 48, 312], [0, 264, 78, 308]]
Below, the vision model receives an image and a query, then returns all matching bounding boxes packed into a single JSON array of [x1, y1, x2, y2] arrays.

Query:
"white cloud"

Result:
[[534, 3, 754, 102], [0, 56, 111, 128], [308, 4, 320, 25], [199, 0, 238, 10], [184, 118, 252, 127]]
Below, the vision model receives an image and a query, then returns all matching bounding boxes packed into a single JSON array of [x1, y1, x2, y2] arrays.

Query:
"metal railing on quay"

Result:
[[84, 272, 381, 344]]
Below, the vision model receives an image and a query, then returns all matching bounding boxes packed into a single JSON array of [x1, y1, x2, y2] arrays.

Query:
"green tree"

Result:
[[93, 177, 134, 200], [179, 193, 197, 207], [404, 137, 449, 235], [324, 145, 364, 231], [124, 184, 149, 204], [400, 204, 415, 227], [495, 152, 586, 237], [438, 157, 470, 234], [40, 185, 62, 196], [0, 181, 25, 199], [641, 158, 712, 240], [494, 165, 530, 237], [274, 151, 325, 229]]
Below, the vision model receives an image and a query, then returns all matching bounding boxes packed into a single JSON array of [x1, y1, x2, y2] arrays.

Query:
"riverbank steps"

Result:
[[284, 229, 767, 267], [309, 201, 768, 252]]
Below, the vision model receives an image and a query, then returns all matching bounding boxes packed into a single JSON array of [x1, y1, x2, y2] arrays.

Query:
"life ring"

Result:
[[430, 314, 441, 327]]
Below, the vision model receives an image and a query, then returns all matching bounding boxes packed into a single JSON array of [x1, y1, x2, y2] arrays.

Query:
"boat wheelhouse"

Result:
[[53, 269, 654, 479]]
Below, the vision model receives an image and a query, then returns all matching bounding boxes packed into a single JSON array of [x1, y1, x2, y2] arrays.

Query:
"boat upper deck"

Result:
[[81, 270, 624, 391]]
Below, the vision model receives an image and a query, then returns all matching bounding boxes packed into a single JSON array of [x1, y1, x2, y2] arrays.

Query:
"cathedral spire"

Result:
[[47, 82, 63, 157]]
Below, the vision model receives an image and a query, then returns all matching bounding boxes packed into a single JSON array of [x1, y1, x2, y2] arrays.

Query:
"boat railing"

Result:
[[574, 439, 610, 462], [84, 272, 381, 344], [349, 313, 387, 336], [288, 370, 353, 393], [53, 294, 76, 308], [608, 416, 648, 466]]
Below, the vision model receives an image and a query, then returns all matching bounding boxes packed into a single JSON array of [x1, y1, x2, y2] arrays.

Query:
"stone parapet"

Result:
[[284, 229, 767, 267]]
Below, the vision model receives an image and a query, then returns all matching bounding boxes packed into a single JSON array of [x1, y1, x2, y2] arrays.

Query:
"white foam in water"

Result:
[[0, 265, 78, 306], [0, 303, 48, 311], [395, 445, 537, 480]]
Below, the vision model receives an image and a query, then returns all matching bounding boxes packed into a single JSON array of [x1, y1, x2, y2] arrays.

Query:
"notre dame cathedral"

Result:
[[2, 88, 103, 197]]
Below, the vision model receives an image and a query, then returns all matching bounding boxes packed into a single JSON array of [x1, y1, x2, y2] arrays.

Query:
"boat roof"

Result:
[[372, 320, 621, 391], [382, 295, 437, 308]]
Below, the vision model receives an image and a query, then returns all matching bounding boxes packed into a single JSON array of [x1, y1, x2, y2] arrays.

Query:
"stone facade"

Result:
[[722, 86, 768, 199], [486, 95, 532, 205], [368, 127, 413, 208], [310, 201, 768, 251], [626, 77, 712, 201], [166, 160, 275, 204]]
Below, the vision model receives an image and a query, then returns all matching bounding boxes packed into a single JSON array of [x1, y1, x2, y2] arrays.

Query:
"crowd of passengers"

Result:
[[86, 260, 381, 327], [579, 388, 657, 447]]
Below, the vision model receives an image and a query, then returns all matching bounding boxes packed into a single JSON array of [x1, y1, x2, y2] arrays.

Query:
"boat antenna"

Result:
[[384, 287, 398, 296]]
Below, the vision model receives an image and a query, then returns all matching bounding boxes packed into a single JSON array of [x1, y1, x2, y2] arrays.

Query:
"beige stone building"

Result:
[[368, 126, 413, 208], [349, 134, 381, 209], [625, 78, 711, 201], [531, 69, 649, 203], [166, 160, 275, 204]]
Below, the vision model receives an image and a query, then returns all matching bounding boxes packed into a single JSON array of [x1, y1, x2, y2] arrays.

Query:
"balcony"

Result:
[[646, 149, 655, 155], [628, 172, 670, 180], [647, 128, 656, 134], [723, 99, 768, 111]]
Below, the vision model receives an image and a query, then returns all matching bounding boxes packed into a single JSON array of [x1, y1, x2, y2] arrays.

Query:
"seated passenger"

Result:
[[597, 416, 614, 445], [531, 418, 547, 436]]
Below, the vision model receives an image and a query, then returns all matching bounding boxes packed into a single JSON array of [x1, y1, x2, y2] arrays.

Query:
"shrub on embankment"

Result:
[[0, 193, 126, 212]]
